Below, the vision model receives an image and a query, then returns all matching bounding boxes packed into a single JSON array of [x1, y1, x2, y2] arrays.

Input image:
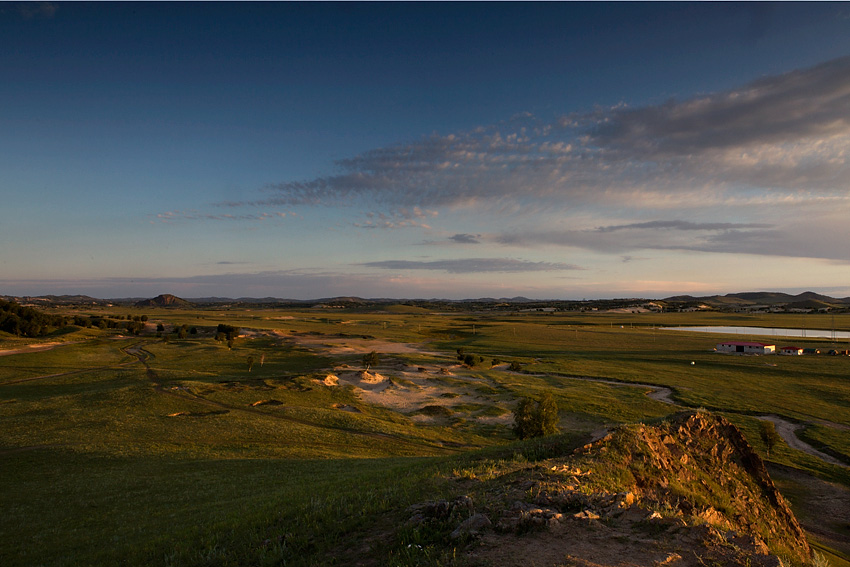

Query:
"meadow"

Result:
[[1, 306, 849, 566]]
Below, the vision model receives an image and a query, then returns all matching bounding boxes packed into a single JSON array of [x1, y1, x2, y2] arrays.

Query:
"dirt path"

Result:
[[757, 414, 848, 468], [544, 373, 848, 469]]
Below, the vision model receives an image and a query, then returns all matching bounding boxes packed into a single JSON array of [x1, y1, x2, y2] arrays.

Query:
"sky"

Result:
[[2, 2, 850, 300]]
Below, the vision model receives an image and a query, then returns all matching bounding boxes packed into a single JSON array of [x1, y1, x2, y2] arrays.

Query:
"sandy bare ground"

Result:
[[286, 332, 847, 466], [284, 331, 509, 421], [286, 332, 442, 357], [321, 363, 511, 424]]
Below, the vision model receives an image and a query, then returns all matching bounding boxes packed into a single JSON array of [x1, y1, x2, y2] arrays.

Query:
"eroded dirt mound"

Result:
[[401, 412, 814, 567]]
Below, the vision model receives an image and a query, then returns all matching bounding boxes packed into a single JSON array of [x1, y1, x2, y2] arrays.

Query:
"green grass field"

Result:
[[2, 308, 849, 565]]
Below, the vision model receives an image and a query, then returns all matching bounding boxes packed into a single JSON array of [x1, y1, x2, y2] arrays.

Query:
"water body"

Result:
[[661, 326, 850, 340]]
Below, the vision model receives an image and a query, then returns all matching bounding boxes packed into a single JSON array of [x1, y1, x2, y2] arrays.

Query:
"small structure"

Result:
[[715, 341, 776, 355], [803, 348, 820, 355], [779, 346, 804, 356]]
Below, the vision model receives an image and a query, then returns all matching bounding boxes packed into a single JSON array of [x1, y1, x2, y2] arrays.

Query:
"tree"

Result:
[[512, 392, 560, 439], [759, 420, 781, 458], [363, 351, 380, 371], [537, 392, 560, 436], [216, 324, 239, 341], [512, 397, 537, 439]]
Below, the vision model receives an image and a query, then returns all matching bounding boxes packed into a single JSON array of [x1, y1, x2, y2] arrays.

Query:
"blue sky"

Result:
[[2, 2, 850, 300]]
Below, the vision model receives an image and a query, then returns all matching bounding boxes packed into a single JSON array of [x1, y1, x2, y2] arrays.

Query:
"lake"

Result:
[[661, 326, 850, 340]]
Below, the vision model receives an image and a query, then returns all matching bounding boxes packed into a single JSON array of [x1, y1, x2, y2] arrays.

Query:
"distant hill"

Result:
[[0, 294, 109, 306], [664, 291, 849, 308], [133, 294, 192, 308]]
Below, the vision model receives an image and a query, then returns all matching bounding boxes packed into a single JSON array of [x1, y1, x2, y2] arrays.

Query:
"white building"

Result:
[[715, 341, 776, 355]]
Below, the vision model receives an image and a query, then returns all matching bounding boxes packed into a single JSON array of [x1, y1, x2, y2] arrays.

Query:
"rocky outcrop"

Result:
[[401, 412, 814, 566]]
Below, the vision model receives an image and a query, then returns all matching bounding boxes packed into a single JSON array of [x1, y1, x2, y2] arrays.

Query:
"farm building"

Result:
[[779, 346, 804, 355], [715, 341, 776, 355]]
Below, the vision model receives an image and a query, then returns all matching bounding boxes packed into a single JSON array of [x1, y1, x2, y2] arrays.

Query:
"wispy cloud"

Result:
[[448, 233, 481, 244], [358, 258, 582, 274], [595, 220, 772, 233], [154, 57, 850, 263], [153, 210, 287, 223], [492, 215, 850, 262], [255, 56, 850, 214]]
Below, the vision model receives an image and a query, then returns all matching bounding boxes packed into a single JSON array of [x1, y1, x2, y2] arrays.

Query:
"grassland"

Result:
[[1, 307, 849, 565]]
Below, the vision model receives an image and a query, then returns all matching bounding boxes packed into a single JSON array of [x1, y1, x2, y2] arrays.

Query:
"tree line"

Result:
[[0, 299, 68, 337]]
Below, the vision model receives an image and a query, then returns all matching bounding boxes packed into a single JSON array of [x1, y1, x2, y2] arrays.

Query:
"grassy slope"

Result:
[[1, 309, 849, 565]]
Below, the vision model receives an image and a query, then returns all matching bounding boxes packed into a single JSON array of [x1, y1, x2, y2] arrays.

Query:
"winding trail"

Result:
[[757, 414, 847, 468], [552, 373, 848, 469]]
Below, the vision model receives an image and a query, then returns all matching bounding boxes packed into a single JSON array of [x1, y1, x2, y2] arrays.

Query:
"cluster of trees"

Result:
[[512, 392, 559, 439], [125, 319, 146, 335], [214, 324, 239, 349], [215, 324, 239, 341], [0, 299, 68, 337], [456, 347, 485, 367]]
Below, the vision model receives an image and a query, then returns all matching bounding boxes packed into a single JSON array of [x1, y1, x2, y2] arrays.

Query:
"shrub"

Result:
[[512, 392, 559, 439], [363, 351, 380, 370], [759, 420, 781, 458]]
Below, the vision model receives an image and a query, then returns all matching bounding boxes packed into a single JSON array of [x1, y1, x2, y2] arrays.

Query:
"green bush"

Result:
[[512, 392, 559, 439]]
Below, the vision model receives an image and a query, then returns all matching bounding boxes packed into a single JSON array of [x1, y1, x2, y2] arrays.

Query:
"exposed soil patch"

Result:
[[287, 333, 441, 356], [332, 403, 361, 413], [250, 399, 283, 407], [167, 410, 230, 417], [323, 363, 502, 422]]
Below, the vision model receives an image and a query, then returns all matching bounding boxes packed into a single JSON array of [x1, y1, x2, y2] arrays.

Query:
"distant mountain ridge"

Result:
[[663, 291, 850, 307], [3, 290, 848, 309], [133, 294, 192, 308]]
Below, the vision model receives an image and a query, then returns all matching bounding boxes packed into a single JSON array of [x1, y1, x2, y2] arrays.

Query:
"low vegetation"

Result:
[[1, 303, 849, 566]]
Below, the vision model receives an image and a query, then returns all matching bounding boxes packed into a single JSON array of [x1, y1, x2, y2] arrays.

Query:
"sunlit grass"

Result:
[[2, 307, 850, 565]]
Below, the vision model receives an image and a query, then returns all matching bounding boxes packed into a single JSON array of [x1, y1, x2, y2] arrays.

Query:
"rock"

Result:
[[573, 509, 601, 520], [451, 513, 492, 539], [617, 492, 636, 508]]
